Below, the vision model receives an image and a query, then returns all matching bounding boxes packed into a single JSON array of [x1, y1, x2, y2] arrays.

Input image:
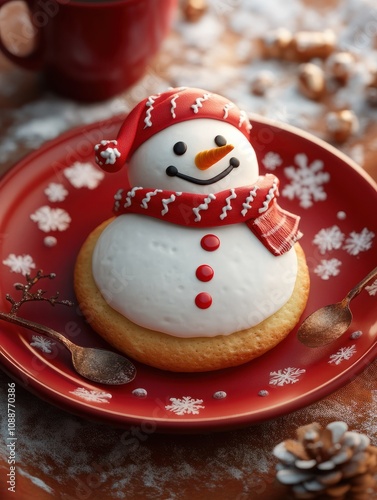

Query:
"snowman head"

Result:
[[95, 87, 259, 193], [128, 118, 259, 194]]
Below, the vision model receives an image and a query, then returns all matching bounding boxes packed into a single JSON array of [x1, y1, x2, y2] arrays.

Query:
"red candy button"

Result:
[[195, 292, 213, 309], [200, 234, 220, 251], [196, 264, 214, 282]]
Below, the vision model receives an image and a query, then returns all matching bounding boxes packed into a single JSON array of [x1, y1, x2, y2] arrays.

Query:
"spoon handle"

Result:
[[0, 311, 73, 351], [345, 265, 377, 303]]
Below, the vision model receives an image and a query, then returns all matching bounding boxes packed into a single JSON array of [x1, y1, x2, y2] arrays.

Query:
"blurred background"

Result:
[[1, 0, 377, 179]]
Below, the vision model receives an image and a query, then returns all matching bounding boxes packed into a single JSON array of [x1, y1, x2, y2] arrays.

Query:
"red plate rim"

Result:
[[0, 114, 376, 432]]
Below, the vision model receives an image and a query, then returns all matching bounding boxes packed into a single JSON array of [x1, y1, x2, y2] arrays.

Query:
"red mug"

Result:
[[0, 0, 177, 101]]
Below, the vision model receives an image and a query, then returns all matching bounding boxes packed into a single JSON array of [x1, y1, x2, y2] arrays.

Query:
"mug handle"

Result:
[[0, 0, 43, 70]]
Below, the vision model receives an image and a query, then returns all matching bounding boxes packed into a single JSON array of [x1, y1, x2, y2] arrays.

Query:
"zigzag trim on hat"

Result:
[[144, 94, 161, 128], [223, 102, 235, 119], [239, 110, 252, 131], [191, 93, 211, 113], [170, 94, 180, 118]]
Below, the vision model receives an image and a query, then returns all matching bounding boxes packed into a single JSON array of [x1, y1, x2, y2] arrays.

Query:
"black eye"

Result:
[[215, 135, 227, 147], [173, 141, 187, 155]]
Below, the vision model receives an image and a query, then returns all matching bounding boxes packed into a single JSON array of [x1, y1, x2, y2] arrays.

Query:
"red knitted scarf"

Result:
[[113, 174, 302, 256]]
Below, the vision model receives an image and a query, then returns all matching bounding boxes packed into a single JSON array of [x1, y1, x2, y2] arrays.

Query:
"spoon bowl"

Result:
[[297, 265, 377, 348], [0, 312, 136, 385], [71, 345, 137, 385], [297, 300, 353, 348]]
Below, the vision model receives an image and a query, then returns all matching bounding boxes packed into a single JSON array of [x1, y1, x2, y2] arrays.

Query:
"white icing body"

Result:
[[92, 118, 299, 338], [92, 215, 297, 337]]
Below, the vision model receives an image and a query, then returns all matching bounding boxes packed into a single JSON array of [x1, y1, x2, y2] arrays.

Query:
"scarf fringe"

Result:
[[250, 203, 302, 256]]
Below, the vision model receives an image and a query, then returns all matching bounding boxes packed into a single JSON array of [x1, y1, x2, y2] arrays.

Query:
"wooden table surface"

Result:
[[0, 1, 376, 499]]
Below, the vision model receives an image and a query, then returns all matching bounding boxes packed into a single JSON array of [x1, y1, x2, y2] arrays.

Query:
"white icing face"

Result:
[[127, 118, 259, 194]]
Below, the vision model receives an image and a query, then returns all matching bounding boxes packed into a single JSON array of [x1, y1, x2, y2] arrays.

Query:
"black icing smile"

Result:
[[166, 157, 240, 185]]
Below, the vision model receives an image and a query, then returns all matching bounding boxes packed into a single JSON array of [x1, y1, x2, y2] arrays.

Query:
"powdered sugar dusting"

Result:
[[0, 96, 131, 166], [0, 375, 274, 497], [18, 469, 54, 494], [297, 363, 377, 440], [0, 358, 376, 498]]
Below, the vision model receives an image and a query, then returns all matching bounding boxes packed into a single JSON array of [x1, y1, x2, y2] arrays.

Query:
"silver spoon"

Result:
[[0, 312, 136, 385], [297, 265, 377, 348]]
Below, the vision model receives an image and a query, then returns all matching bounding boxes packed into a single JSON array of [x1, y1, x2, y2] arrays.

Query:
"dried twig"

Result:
[[5, 270, 74, 315]]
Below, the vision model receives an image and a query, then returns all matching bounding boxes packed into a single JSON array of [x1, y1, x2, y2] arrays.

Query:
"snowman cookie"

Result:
[[74, 87, 310, 372]]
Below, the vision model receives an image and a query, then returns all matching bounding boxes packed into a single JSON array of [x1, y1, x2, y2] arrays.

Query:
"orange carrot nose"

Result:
[[195, 144, 234, 170]]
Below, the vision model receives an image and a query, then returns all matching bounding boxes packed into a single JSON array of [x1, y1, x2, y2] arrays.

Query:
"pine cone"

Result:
[[273, 421, 377, 499]]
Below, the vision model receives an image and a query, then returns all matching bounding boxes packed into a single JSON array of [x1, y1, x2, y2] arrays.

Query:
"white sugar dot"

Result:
[[350, 330, 362, 339], [44, 236, 57, 247], [132, 388, 147, 398], [213, 391, 227, 399], [337, 211, 347, 220], [258, 390, 269, 397]]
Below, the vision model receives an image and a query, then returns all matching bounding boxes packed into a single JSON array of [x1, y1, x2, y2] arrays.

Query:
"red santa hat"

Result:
[[94, 87, 252, 172]]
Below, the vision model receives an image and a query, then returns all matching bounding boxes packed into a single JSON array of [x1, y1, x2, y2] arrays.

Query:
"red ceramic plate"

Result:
[[0, 116, 376, 432]]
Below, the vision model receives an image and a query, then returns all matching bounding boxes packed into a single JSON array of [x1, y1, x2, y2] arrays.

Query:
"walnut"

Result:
[[326, 110, 359, 143], [250, 71, 275, 96], [261, 28, 336, 62], [291, 29, 336, 61], [298, 63, 326, 100], [261, 27, 293, 59], [366, 70, 377, 106], [182, 0, 207, 23], [326, 52, 356, 85]]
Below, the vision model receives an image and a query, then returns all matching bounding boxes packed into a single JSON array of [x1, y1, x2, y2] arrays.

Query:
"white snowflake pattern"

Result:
[[269, 367, 306, 386], [343, 228, 375, 256], [44, 183, 69, 202], [30, 335, 55, 353], [313, 225, 345, 254], [314, 258, 342, 280], [366, 279, 377, 296], [329, 345, 357, 365], [69, 387, 112, 403], [64, 161, 105, 189], [165, 396, 205, 416], [30, 206, 71, 232], [282, 153, 330, 208], [2, 254, 36, 275], [262, 151, 282, 170]]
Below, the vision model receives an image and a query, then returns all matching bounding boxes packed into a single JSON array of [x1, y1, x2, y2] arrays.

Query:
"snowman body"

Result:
[[93, 214, 297, 337], [92, 118, 299, 338]]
